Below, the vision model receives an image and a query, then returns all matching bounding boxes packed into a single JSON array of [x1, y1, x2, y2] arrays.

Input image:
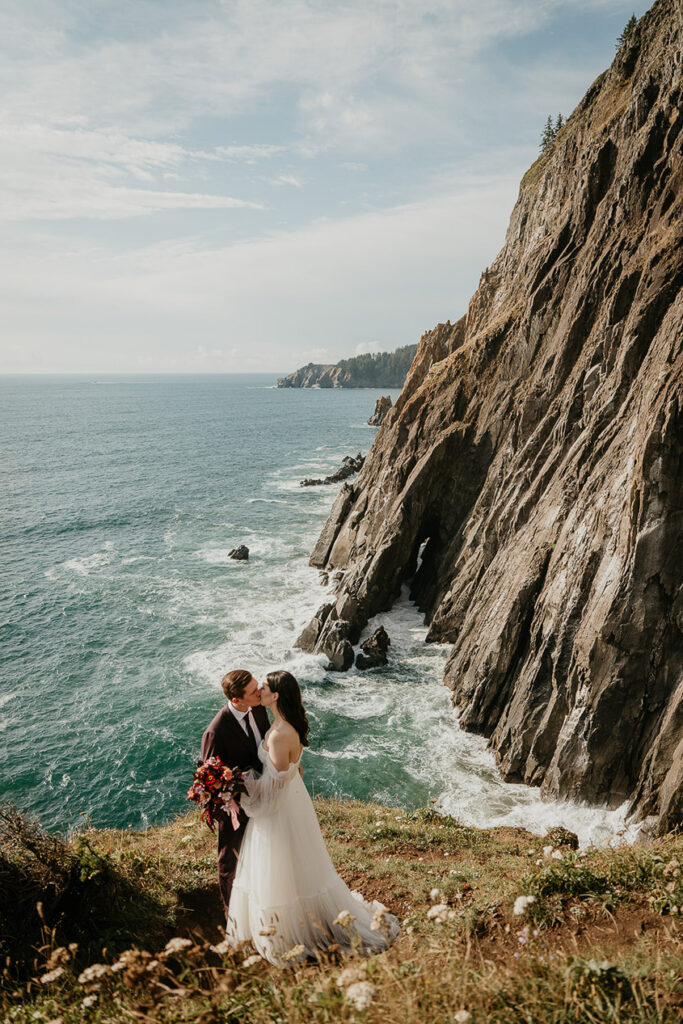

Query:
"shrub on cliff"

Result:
[[0, 805, 174, 967]]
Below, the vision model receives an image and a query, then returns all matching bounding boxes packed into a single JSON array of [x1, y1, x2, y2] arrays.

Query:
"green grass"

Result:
[[1, 800, 681, 1023]]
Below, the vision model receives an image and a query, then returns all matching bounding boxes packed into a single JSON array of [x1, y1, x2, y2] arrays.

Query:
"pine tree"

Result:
[[554, 113, 564, 135], [616, 14, 638, 49], [540, 114, 555, 152]]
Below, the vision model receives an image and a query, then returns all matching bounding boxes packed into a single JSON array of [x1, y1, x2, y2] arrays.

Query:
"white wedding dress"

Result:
[[226, 743, 400, 965]]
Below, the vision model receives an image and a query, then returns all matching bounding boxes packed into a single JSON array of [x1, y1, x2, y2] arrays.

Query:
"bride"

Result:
[[226, 670, 400, 965]]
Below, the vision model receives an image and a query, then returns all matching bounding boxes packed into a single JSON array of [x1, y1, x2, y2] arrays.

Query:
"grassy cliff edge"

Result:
[[1, 799, 681, 1023]]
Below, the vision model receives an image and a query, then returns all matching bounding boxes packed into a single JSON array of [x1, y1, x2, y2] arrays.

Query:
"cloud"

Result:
[[354, 341, 382, 356], [212, 144, 286, 163], [0, 120, 266, 220], [267, 174, 306, 187], [0, 1, 638, 156], [0, 171, 520, 371]]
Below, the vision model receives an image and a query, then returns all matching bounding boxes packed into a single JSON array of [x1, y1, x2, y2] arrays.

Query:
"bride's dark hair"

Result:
[[266, 670, 310, 747]]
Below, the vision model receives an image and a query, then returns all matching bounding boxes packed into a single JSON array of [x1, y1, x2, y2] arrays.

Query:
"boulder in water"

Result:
[[355, 626, 391, 669], [322, 619, 356, 672], [228, 545, 249, 561], [300, 453, 364, 487]]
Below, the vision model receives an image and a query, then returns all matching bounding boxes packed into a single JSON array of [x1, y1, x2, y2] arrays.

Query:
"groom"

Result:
[[201, 669, 269, 917]]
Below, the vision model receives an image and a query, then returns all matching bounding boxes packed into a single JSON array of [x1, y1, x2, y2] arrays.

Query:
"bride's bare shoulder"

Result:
[[266, 722, 300, 768]]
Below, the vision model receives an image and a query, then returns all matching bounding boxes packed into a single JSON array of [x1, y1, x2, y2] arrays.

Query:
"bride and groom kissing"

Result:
[[201, 668, 399, 965]]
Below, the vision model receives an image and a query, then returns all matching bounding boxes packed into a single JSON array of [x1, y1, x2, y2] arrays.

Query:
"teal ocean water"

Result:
[[1, 375, 634, 845]]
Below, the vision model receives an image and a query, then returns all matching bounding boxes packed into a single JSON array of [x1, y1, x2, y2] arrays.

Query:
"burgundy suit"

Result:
[[201, 702, 270, 915]]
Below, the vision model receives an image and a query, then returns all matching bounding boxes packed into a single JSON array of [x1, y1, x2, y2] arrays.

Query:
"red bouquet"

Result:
[[187, 756, 246, 831]]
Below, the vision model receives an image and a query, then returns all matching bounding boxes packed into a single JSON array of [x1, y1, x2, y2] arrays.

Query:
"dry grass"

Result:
[[2, 799, 681, 1023]]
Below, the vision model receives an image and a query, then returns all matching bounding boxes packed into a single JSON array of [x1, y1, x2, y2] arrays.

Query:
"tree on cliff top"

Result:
[[540, 114, 564, 152], [616, 14, 638, 49]]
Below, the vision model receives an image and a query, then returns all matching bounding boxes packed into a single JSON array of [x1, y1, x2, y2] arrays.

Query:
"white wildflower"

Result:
[[513, 895, 537, 916], [427, 903, 450, 923], [211, 939, 233, 955], [454, 1012, 472, 1023], [78, 963, 110, 985], [282, 944, 306, 961], [337, 964, 367, 989], [543, 845, 553, 858], [40, 967, 64, 984], [81, 995, 98, 1009], [242, 954, 263, 967], [370, 906, 389, 932], [333, 909, 356, 928], [430, 887, 441, 901], [345, 981, 377, 1011], [551, 850, 564, 861], [164, 937, 193, 955]]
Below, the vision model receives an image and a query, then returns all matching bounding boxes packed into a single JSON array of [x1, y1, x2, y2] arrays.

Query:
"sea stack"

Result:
[[299, 0, 682, 837], [368, 396, 393, 426]]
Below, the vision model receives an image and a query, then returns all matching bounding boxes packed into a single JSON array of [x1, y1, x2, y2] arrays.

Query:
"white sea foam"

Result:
[[183, 456, 637, 849], [246, 497, 293, 506], [60, 542, 115, 576]]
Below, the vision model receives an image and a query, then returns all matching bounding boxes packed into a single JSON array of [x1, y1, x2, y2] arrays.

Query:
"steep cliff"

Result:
[[299, 0, 682, 836]]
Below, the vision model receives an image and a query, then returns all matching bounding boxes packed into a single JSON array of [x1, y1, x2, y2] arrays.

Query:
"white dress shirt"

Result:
[[228, 702, 263, 745]]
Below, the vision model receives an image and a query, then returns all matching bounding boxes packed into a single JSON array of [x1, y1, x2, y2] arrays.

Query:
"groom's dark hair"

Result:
[[221, 669, 253, 700]]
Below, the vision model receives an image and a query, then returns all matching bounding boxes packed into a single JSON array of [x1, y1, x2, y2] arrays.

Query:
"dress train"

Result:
[[226, 743, 399, 965]]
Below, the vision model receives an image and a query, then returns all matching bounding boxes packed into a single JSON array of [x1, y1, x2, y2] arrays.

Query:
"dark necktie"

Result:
[[243, 711, 257, 750]]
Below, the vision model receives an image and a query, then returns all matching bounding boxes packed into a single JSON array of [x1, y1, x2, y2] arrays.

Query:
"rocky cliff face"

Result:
[[299, 0, 682, 836]]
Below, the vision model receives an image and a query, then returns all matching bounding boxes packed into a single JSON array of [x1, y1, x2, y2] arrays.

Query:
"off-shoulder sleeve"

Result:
[[240, 761, 297, 819]]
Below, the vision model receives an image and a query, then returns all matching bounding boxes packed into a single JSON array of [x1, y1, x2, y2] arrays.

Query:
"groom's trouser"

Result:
[[217, 811, 247, 916]]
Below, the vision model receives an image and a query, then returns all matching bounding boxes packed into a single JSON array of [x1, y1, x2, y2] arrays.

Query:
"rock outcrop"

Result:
[[299, 0, 682, 836], [277, 345, 417, 388], [300, 454, 364, 487], [228, 545, 249, 561], [356, 626, 391, 669], [278, 363, 343, 388], [368, 396, 393, 426]]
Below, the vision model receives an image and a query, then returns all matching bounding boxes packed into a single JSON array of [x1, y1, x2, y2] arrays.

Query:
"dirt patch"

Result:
[[478, 903, 681, 964]]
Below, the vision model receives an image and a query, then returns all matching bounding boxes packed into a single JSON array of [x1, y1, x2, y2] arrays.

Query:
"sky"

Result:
[[0, 0, 650, 374]]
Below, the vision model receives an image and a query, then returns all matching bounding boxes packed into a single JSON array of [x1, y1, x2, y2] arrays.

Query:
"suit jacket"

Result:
[[201, 703, 270, 780], [200, 702, 270, 913]]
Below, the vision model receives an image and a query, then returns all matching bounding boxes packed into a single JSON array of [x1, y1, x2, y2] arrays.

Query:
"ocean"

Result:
[[0, 374, 635, 845]]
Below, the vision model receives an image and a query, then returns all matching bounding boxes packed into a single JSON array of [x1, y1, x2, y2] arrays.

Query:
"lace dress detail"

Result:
[[226, 744, 399, 965]]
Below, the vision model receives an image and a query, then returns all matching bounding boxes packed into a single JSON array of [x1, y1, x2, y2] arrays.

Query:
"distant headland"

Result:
[[277, 343, 417, 388]]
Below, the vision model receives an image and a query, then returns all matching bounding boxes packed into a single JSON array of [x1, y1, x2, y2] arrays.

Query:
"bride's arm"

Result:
[[239, 743, 294, 819]]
